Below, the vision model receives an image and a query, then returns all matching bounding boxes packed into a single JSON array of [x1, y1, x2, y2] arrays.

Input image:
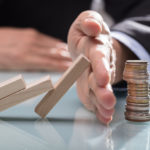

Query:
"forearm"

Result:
[[112, 38, 137, 84]]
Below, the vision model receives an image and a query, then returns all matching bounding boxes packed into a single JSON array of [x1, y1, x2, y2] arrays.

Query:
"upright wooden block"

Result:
[[0, 76, 53, 111], [35, 54, 90, 118], [0, 75, 26, 99]]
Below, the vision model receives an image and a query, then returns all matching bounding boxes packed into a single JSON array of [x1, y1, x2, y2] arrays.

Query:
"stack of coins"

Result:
[[123, 60, 150, 122]]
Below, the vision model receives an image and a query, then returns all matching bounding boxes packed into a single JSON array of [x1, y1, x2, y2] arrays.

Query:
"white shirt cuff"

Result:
[[111, 31, 150, 71]]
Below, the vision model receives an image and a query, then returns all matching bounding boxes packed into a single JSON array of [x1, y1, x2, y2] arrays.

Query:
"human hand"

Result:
[[0, 28, 72, 71], [68, 11, 116, 124]]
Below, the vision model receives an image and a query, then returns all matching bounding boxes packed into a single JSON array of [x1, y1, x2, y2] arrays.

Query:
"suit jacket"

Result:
[[106, 0, 150, 55], [0, 0, 91, 42], [0, 0, 149, 54]]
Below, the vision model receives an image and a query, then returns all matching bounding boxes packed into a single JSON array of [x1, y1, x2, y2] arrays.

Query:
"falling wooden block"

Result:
[[0, 74, 26, 100], [35, 54, 90, 118], [0, 76, 53, 112]]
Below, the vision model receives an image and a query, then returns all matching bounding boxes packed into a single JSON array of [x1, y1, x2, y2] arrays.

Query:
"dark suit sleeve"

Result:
[[110, 0, 150, 54]]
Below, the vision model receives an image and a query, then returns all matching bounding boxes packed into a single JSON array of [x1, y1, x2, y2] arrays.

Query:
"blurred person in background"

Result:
[[0, 0, 92, 71]]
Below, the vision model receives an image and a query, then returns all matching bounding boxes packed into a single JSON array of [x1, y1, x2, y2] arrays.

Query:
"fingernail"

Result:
[[85, 18, 100, 25], [84, 18, 102, 32]]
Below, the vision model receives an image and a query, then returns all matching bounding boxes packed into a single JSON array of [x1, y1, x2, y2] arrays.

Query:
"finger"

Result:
[[49, 48, 72, 60], [81, 17, 110, 37], [97, 104, 114, 119], [67, 10, 103, 57], [88, 72, 116, 109], [89, 89, 114, 119], [81, 18, 102, 37], [89, 44, 110, 86], [96, 110, 112, 125], [69, 10, 110, 39], [23, 55, 72, 71], [36, 57, 71, 71], [35, 32, 68, 48], [27, 30, 70, 55], [76, 68, 96, 112], [74, 11, 103, 37], [31, 47, 72, 61], [75, 36, 110, 86], [70, 31, 111, 86]]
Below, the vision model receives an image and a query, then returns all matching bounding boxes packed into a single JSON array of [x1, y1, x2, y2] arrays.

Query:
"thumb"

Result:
[[77, 11, 103, 37], [81, 17, 102, 37], [67, 10, 107, 59]]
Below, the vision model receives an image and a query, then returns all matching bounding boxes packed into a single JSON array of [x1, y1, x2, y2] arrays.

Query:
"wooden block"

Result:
[[0, 74, 26, 100], [0, 76, 53, 111], [35, 54, 90, 118]]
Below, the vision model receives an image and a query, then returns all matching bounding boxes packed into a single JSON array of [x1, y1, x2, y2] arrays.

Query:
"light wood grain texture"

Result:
[[0, 76, 53, 112], [35, 54, 90, 118], [0, 74, 26, 100]]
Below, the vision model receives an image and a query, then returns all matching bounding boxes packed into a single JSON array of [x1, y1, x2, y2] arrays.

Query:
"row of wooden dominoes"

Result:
[[0, 55, 90, 118]]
